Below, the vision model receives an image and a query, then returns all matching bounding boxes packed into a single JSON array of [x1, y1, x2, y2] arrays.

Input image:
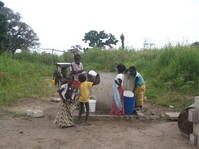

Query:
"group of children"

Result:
[[54, 54, 100, 128], [54, 53, 145, 128], [112, 64, 145, 115]]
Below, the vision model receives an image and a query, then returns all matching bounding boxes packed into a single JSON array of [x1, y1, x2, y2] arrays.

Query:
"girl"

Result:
[[111, 64, 126, 115], [54, 76, 75, 128]]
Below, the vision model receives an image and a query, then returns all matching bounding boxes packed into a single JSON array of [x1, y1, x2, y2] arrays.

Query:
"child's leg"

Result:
[[78, 102, 84, 122], [84, 102, 89, 122]]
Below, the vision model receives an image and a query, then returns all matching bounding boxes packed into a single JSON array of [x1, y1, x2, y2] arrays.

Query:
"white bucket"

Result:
[[89, 99, 96, 113], [123, 90, 134, 97]]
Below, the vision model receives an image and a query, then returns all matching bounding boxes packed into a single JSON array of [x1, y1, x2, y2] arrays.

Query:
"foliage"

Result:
[[120, 34, 125, 49], [13, 51, 64, 65], [83, 30, 118, 48], [0, 3, 39, 54], [1, 46, 199, 110]]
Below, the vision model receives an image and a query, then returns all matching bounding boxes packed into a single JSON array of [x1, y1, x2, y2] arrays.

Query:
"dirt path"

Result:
[[0, 73, 195, 149], [0, 114, 193, 149]]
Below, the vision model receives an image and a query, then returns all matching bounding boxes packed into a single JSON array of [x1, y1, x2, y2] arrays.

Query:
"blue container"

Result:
[[124, 96, 136, 115]]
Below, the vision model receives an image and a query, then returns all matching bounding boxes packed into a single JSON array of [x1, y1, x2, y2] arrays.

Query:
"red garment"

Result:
[[111, 87, 124, 115], [72, 80, 80, 88]]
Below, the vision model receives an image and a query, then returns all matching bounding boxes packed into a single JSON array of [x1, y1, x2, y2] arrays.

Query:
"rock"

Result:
[[49, 97, 61, 102], [160, 113, 166, 118], [169, 105, 174, 109], [165, 112, 180, 121], [26, 109, 44, 118], [137, 111, 145, 118]]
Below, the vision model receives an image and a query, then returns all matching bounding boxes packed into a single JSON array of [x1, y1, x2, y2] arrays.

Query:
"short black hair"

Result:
[[129, 66, 136, 72], [74, 54, 80, 59], [116, 64, 126, 73], [78, 74, 86, 82]]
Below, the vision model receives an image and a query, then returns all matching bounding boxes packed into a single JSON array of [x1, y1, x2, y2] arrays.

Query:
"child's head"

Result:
[[74, 54, 81, 64], [116, 64, 126, 73], [78, 74, 86, 83], [128, 66, 136, 77]]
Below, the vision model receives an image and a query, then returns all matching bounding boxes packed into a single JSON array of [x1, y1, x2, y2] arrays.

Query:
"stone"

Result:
[[190, 133, 197, 145], [136, 111, 145, 118], [26, 109, 44, 118], [49, 97, 61, 102], [169, 105, 174, 109], [165, 112, 180, 120]]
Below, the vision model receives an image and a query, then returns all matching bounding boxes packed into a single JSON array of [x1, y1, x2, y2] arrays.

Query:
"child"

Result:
[[112, 64, 126, 115], [54, 76, 75, 128], [71, 54, 84, 88], [78, 73, 100, 125], [128, 66, 145, 111]]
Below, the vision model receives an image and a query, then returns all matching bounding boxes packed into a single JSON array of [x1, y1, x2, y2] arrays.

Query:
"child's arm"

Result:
[[93, 74, 100, 85], [115, 78, 122, 88], [57, 88, 66, 104]]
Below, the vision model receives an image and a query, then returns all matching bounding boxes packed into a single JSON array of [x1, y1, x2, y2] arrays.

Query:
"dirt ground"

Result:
[[0, 73, 196, 149]]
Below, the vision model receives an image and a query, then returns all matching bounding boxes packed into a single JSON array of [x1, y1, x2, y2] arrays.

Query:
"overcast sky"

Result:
[[3, 0, 199, 51]]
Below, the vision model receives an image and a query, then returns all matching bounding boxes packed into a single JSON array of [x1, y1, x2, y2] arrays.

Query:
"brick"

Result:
[[193, 124, 199, 136], [188, 109, 199, 123], [194, 96, 199, 109]]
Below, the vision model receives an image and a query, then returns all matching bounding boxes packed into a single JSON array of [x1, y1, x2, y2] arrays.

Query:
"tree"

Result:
[[120, 33, 125, 49], [7, 21, 39, 54], [83, 30, 118, 48], [0, 1, 4, 8], [191, 41, 199, 47], [0, 3, 39, 54], [0, 1, 8, 53]]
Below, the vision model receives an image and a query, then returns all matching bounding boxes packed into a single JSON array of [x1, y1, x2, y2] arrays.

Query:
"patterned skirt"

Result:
[[135, 85, 146, 107], [54, 101, 75, 128]]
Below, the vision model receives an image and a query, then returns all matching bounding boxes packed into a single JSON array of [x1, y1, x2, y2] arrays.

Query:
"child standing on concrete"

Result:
[[78, 73, 100, 125]]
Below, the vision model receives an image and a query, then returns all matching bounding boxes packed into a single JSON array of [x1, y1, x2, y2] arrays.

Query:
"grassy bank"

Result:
[[79, 46, 199, 110], [0, 53, 54, 106], [1, 46, 199, 110]]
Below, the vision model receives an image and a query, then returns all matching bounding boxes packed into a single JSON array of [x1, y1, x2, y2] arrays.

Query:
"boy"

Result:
[[78, 73, 100, 125]]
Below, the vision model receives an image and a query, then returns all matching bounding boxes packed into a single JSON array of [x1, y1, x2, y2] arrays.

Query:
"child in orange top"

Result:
[[78, 73, 100, 124]]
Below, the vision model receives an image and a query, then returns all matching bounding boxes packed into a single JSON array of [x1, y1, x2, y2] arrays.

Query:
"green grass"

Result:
[[1, 46, 199, 110], [0, 53, 55, 106]]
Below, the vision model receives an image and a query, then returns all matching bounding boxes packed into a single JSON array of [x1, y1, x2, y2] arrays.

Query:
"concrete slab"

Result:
[[165, 112, 180, 121], [26, 109, 44, 118]]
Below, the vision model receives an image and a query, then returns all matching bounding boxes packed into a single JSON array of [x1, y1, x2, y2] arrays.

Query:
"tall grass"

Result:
[[1, 46, 199, 110], [13, 51, 64, 65], [79, 46, 199, 110], [0, 53, 54, 105]]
